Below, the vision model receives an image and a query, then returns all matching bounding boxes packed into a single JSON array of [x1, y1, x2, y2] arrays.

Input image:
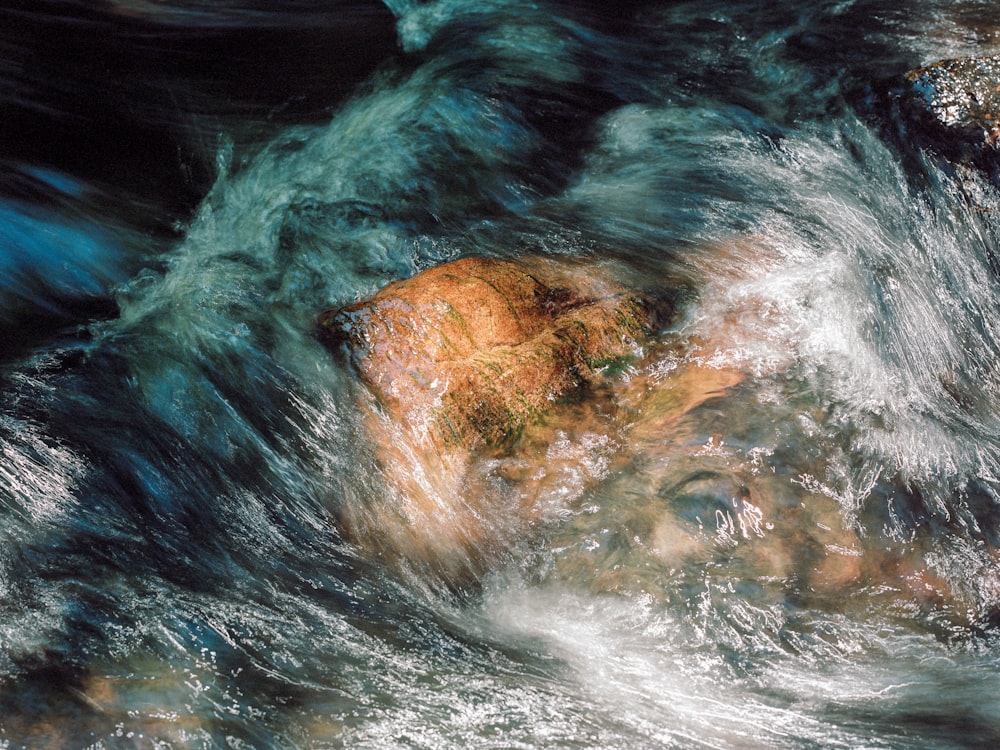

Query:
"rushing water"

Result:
[[3, 0, 1000, 747]]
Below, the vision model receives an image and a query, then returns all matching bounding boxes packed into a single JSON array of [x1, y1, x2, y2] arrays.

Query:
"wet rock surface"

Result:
[[319, 255, 661, 451], [897, 54, 1000, 174], [316, 255, 691, 581]]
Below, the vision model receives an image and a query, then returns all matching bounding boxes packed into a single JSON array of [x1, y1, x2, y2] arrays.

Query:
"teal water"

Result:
[[2, 1, 1000, 747]]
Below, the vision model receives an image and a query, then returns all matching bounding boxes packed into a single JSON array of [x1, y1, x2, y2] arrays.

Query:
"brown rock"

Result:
[[316, 254, 755, 586], [319, 255, 659, 451]]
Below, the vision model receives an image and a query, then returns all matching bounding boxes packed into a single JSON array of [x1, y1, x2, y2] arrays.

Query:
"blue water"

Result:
[[3, 1, 1000, 747]]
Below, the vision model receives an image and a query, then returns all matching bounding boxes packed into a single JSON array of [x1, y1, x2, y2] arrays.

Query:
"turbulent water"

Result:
[[3, 1, 1000, 747]]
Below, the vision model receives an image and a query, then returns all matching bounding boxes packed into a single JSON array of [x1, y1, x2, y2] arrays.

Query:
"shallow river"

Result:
[[3, 1, 1000, 747]]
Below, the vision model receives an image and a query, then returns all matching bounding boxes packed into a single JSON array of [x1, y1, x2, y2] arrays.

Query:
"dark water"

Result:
[[3, 1, 1000, 747]]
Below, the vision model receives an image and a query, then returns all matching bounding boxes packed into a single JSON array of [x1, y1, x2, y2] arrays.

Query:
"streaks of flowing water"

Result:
[[2, 0, 1000, 747]]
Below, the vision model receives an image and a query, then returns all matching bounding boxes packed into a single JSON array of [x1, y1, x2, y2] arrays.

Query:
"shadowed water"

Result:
[[2, 0, 1000, 747]]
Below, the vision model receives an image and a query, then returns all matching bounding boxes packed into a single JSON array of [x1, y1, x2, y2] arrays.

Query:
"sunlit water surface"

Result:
[[2, 1, 1000, 747]]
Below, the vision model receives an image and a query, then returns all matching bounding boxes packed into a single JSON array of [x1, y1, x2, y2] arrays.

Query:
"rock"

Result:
[[317, 255, 679, 584], [319, 255, 661, 451], [898, 55, 1000, 174]]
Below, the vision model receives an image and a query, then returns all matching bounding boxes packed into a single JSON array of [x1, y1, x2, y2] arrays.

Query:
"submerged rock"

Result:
[[319, 255, 661, 451], [317, 255, 690, 582], [898, 55, 1000, 174]]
